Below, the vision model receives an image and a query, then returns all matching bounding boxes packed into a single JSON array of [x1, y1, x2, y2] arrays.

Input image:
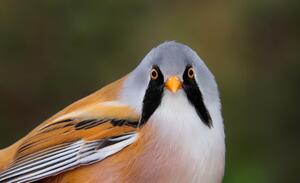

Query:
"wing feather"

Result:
[[0, 133, 138, 183], [0, 102, 140, 183]]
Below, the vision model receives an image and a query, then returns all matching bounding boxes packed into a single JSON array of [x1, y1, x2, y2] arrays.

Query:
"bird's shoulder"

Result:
[[17, 76, 138, 157]]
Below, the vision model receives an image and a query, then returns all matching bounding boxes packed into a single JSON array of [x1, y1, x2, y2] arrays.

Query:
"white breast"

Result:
[[147, 90, 225, 183]]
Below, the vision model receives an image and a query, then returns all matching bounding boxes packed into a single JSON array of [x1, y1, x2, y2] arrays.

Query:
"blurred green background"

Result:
[[0, 0, 299, 182]]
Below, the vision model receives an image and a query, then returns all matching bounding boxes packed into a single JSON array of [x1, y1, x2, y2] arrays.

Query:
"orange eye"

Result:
[[150, 68, 159, 80], [188, 67, 195, 79]]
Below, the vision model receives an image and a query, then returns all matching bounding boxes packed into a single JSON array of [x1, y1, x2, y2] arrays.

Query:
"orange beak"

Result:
[[165, 76, 182, 93]]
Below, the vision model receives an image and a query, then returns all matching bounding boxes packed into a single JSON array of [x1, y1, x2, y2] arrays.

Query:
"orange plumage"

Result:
[[0, 77, 146, 182]]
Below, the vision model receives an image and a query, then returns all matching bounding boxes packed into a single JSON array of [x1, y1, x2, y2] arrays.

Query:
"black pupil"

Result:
[[152, 70, 157, 78], [189, 69, 194, 77]]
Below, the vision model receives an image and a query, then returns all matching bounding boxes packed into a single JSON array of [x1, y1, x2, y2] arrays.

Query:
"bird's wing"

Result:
[[0, 101, 140, 183]]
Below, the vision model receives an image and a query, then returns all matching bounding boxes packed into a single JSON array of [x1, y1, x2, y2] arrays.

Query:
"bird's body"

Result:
[[0, 41, 225, 183]]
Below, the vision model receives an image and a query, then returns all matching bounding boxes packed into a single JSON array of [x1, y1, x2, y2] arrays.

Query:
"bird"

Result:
[[0, 41, 225, 183]]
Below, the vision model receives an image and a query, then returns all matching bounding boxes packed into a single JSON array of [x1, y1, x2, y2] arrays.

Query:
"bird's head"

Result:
[[120, 41, 221, 128]]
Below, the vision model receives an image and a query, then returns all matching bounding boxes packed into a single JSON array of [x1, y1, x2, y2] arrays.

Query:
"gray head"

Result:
[[120, 41, 220, 127]]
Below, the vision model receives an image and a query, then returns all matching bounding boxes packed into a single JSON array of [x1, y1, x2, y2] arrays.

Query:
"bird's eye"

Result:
[[188, 67, 195, 79], [150, 68, 159, 80]]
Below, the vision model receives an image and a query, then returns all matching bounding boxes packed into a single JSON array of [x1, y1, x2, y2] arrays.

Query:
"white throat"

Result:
[[149, 90, 225, 183]]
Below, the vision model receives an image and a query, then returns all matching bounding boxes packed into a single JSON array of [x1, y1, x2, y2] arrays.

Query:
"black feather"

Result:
[[139, 65, 164, 126], [182, 65, 212, 127]]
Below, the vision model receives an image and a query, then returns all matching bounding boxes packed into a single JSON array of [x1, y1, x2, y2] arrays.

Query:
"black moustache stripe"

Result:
[[183, 66, 212, 127], [139, 65, 164, 126]]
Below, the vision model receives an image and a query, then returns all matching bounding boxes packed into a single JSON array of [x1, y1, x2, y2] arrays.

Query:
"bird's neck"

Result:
[[138, 91, 225, 183]]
